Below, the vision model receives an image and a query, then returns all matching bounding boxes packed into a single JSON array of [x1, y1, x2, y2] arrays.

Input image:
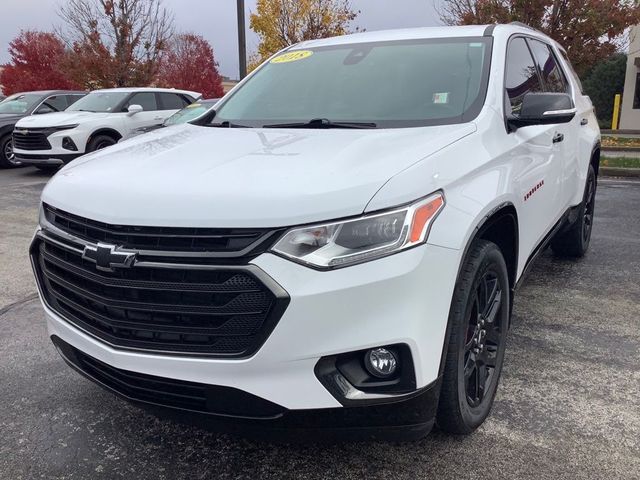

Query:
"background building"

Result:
[[619, 26, 640, 129]]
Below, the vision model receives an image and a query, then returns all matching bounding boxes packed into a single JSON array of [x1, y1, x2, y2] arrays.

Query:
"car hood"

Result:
[[0, 113, 25, 126], [16, 111, 111, 127], [43, 123, 475, 228]]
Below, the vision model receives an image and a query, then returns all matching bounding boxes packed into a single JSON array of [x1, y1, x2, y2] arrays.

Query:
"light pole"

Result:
[[237, 0, 247, 80]]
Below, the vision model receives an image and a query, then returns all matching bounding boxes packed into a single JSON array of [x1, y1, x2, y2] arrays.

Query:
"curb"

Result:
[[601, 146, 640, 153], [601, 129, 640, 135], [600, 166, 640, 178]]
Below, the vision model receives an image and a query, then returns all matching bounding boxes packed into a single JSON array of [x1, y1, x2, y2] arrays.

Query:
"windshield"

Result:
[[0, 93, 43, 114], [66, 91, 129, 113], [212, 37, 491, 129], [165, 101, 216, 126]]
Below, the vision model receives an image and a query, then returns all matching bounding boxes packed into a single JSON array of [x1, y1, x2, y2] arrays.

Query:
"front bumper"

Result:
[[16, 152, 81, 166], [34, 228, 461, 431]]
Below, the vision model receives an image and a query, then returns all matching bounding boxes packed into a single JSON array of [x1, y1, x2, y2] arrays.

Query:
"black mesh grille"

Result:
[[13, 129, 52, 151], [32, 233, 289, 357], [44, 204, 279, 255]]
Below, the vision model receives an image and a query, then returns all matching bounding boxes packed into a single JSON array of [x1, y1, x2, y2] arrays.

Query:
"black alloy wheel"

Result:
[[463, 270, 503, 408], [437, 239, 510, 434], [0, 135, 22, 168]]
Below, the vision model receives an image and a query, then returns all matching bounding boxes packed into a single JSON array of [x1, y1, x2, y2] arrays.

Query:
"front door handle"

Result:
[[580, 118, 588, 126], [552, 132, 564, 144]]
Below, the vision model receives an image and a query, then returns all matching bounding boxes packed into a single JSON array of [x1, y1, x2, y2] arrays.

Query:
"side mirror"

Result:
[[127, 104, 143, 115], [507, 93, 575, 131]]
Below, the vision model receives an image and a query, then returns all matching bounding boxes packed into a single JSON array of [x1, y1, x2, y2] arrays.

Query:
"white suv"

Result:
[[14, 87, 200, 169], [31, 24, 599, 440]]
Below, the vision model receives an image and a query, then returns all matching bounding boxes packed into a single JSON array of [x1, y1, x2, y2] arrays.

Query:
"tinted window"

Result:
[[159, 93, 188, 110], [559, 50, 584, 94], [126, 92, 158, 111], [213, 38, 492, 128], [505, 38, 543, 115], [528, 39, 567, 93], [40, 95, 68, 112], [66, 95, 85, 108]]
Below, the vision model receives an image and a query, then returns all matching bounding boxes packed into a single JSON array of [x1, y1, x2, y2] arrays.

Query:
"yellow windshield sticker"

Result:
[[271, 50, 313, 64]]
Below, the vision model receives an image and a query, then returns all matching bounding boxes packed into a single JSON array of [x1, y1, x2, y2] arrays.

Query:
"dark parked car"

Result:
[[131, 99, 219, 137], [0, 90, 86, 168]]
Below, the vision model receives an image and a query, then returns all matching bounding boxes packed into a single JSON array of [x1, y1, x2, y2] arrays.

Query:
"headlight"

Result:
[[52, 124, 79, 131], [271, 192, 444, 269]]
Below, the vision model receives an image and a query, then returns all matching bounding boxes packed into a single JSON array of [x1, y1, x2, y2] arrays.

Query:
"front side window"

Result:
[[0, 93, 42, 114], [212, 37, 492, 128], [125, 92, 158, 112], [505, 37, 543, 115], [67, 92, 130, 113], [527, 39, 568, 93], [36, 95, 68, 114]]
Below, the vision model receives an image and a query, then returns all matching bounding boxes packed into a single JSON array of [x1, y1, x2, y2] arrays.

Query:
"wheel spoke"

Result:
[[483, 286, 502, 324], [477, 364, 488, 399], [484, 345, 498, 367]]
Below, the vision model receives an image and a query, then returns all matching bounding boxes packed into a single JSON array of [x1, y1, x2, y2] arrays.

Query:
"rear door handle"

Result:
[[580, 118, 588, 126], [552, 132, 564, 144]]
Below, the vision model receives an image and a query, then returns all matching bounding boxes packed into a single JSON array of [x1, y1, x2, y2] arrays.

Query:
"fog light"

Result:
[[62, 137, 78, 151], [364, 348, 398, 379]]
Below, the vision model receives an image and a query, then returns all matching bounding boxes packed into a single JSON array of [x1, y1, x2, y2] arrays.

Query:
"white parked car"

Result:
[[13, 87, 200, 169], [31, 24, 599, 440]]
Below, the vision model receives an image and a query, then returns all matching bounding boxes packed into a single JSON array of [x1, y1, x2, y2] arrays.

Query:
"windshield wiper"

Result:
[[75, 109, 96, 113], [263, 118, 377, 129], [209, 120, 252, 128]]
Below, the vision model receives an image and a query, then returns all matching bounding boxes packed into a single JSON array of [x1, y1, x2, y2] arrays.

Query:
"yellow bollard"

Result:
[[611, 93, 621, 130]]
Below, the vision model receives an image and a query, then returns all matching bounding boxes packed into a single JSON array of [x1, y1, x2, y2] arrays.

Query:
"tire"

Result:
[[437, 240, 510, 434], [87, 134, 117, 153], [0, 134, 22, 168], [551, 164, 596, 258]]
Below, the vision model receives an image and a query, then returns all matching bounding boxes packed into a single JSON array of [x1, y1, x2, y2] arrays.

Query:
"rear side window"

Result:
[[505, 37, 543, 115], [527, 39, 568, 93], [559, 50, 584, 94], [158, 93, 189, 110], [126, 92, 158, 111]]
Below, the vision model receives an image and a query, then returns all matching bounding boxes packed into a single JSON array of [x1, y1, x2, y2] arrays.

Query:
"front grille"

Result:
[[52, 336, 285, 417], [32, 227, 289, 357], [44, 204, 279, 256], [13, 128, 52, 151]]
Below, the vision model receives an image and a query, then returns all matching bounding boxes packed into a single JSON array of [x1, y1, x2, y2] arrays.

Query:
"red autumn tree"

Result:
[[0, 31, 80, 95], [439, 0, 640, 76], [156, 34, 224, 98]]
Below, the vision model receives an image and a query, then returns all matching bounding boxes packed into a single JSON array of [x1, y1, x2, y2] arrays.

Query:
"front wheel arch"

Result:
[[86, 129, 122, 152]]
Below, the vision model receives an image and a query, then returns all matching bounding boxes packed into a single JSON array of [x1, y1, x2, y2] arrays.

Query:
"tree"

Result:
[[0, 31, 80, 95], [156, 34, 224, 98], [439, 0, 640, 76], [582, 53, 627, 128], [58, 0, 173, 88], [249, 0, 359, 68]]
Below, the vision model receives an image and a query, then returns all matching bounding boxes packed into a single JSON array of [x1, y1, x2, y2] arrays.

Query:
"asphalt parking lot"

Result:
[[1, 167, 638, 480]]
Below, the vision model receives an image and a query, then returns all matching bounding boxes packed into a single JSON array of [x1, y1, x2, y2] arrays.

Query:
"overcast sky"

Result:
[[0, 0, 443, 79]]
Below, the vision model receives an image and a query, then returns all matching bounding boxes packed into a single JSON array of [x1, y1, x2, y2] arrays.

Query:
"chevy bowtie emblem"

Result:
[[18, 130, 29, 135], [82, 243, 137, 272]]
